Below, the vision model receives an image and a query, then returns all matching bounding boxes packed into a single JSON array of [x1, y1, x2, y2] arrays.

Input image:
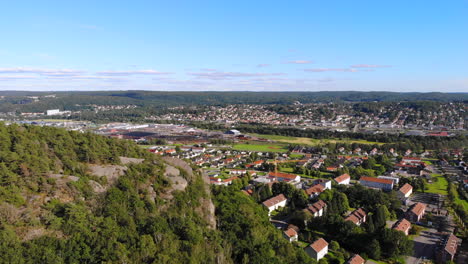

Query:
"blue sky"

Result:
[[0, 0, 467, 92]]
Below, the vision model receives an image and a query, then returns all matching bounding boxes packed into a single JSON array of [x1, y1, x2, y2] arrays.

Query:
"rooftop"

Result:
[[284, 228, 298, 238], [359, 176, 393, 185], [309, 238, 328, 253], [334, 173, 350, 183], [393, 218, 411, 233], [409, 202, 426, 216], [399, 183, 413, 195], [443, 234, 459, 256], [346, 254, 365, 264], [262, 194, 287, 208]]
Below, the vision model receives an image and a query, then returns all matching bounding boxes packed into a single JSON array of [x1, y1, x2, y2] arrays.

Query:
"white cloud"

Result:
[[189, 71, 286, 80], [0, 75, 39, 81], [304, 68, 359, 72], [96, 70, 172, 76], [0, 67, 84, 76], [350, 64, 391, 68], [286, 60, 313, 64]]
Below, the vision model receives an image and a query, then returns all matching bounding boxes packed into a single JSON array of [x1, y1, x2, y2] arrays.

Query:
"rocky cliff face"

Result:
[[163, 157, 217, 229]]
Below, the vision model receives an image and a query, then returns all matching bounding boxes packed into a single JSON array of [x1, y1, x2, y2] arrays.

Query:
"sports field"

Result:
[[233, 143, 288, 153], [251, 133, 384, 146]]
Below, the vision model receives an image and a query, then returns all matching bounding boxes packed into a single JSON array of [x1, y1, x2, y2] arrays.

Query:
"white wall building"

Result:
[[46, 109, 61, 116], [305, 238, 328, 261], [262, 194, 287, 216]]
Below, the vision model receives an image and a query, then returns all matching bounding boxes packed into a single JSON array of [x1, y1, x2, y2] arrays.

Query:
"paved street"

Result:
[[406, 227, 441, 264]]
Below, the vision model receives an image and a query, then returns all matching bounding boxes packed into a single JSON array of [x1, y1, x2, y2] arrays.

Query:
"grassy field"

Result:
[[251, 133, 384, 146], [278, 167, 319, 179], [279, 167, 294, 173], [425, 174, 448, 195], [289, 153, 304, 159], [233, 143, 288, 153], [453, 188, 468, 211]]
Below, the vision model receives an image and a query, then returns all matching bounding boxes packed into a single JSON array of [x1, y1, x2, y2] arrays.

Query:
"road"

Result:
[[406, 227, 440, 264]]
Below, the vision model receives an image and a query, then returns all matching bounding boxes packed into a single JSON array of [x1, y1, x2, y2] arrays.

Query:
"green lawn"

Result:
[[453, 188, 468, 211], [368, 259, 389, 264], [278, 167, 318, 179], [425, 174, 448, 195], [250, 133, 384, 146], [296, 241, 309, 248], [289, 153, 305, 159], [233, 143, 288, 153], [279, 167, 294, 173]]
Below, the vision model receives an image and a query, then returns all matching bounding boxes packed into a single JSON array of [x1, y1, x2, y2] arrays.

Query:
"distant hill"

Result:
[[0, 91, 467, 113]]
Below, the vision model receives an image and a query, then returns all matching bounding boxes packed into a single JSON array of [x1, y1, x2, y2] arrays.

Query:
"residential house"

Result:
[[283, 228, 298, 242], [406, 202, 426, 222], [436, 233, 459, 263], [377, 176, 399, 185], [304, 200, 327, 217], [346, 254, 365, 264], [345, 208, 366, 226], [398, 183, 413, 199], [305, 184, 326, 198], [392, 218, 411, 235], [334, 173, 351, 185], [246, 160, 265, 168], [229, 169, 247, 175], [305, 238, 329, 261], [209, 176, 238, 186], [192, 147, 206, 153], [359, 176, 394, 191], [268, 171, 301, 184], [262, 194, 287, 216], [314, 179, 332, 190], [402, 156, 421, 164]]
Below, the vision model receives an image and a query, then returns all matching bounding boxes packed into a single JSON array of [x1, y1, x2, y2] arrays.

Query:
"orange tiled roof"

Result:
[[284, 228, 298, 238], [309, 238, 328, 253], [346, 254, 365, 264], [334, 173, 350, 183], [262, 194, 287, 208], [359, 176, 393, 185], [399, 183, 413, 195], [393, 218, 411, 233]]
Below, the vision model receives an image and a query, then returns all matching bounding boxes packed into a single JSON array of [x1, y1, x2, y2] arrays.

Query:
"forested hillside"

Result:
[[0, 91, 467, 113], [0, 123, 311, 263]]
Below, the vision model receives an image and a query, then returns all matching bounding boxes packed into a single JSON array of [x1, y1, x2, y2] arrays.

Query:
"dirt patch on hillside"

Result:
[[18, 226, 64, 242]]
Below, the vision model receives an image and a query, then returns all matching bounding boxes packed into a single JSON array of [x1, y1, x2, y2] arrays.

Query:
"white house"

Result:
[[398, 183, 413, 199], [345, 208, 367, 226], [229, 169, 247, 175], [262, 194, 287, 216], [334, 173, 351, 185], [305, 184, 325, 198], [359, 176, 394, 191], [46, 109, 61, 116], [283, 228, 298, 242], [268, 172, 301, 184], [305, 238, 328, 261], [304, 200, 327, 217]]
